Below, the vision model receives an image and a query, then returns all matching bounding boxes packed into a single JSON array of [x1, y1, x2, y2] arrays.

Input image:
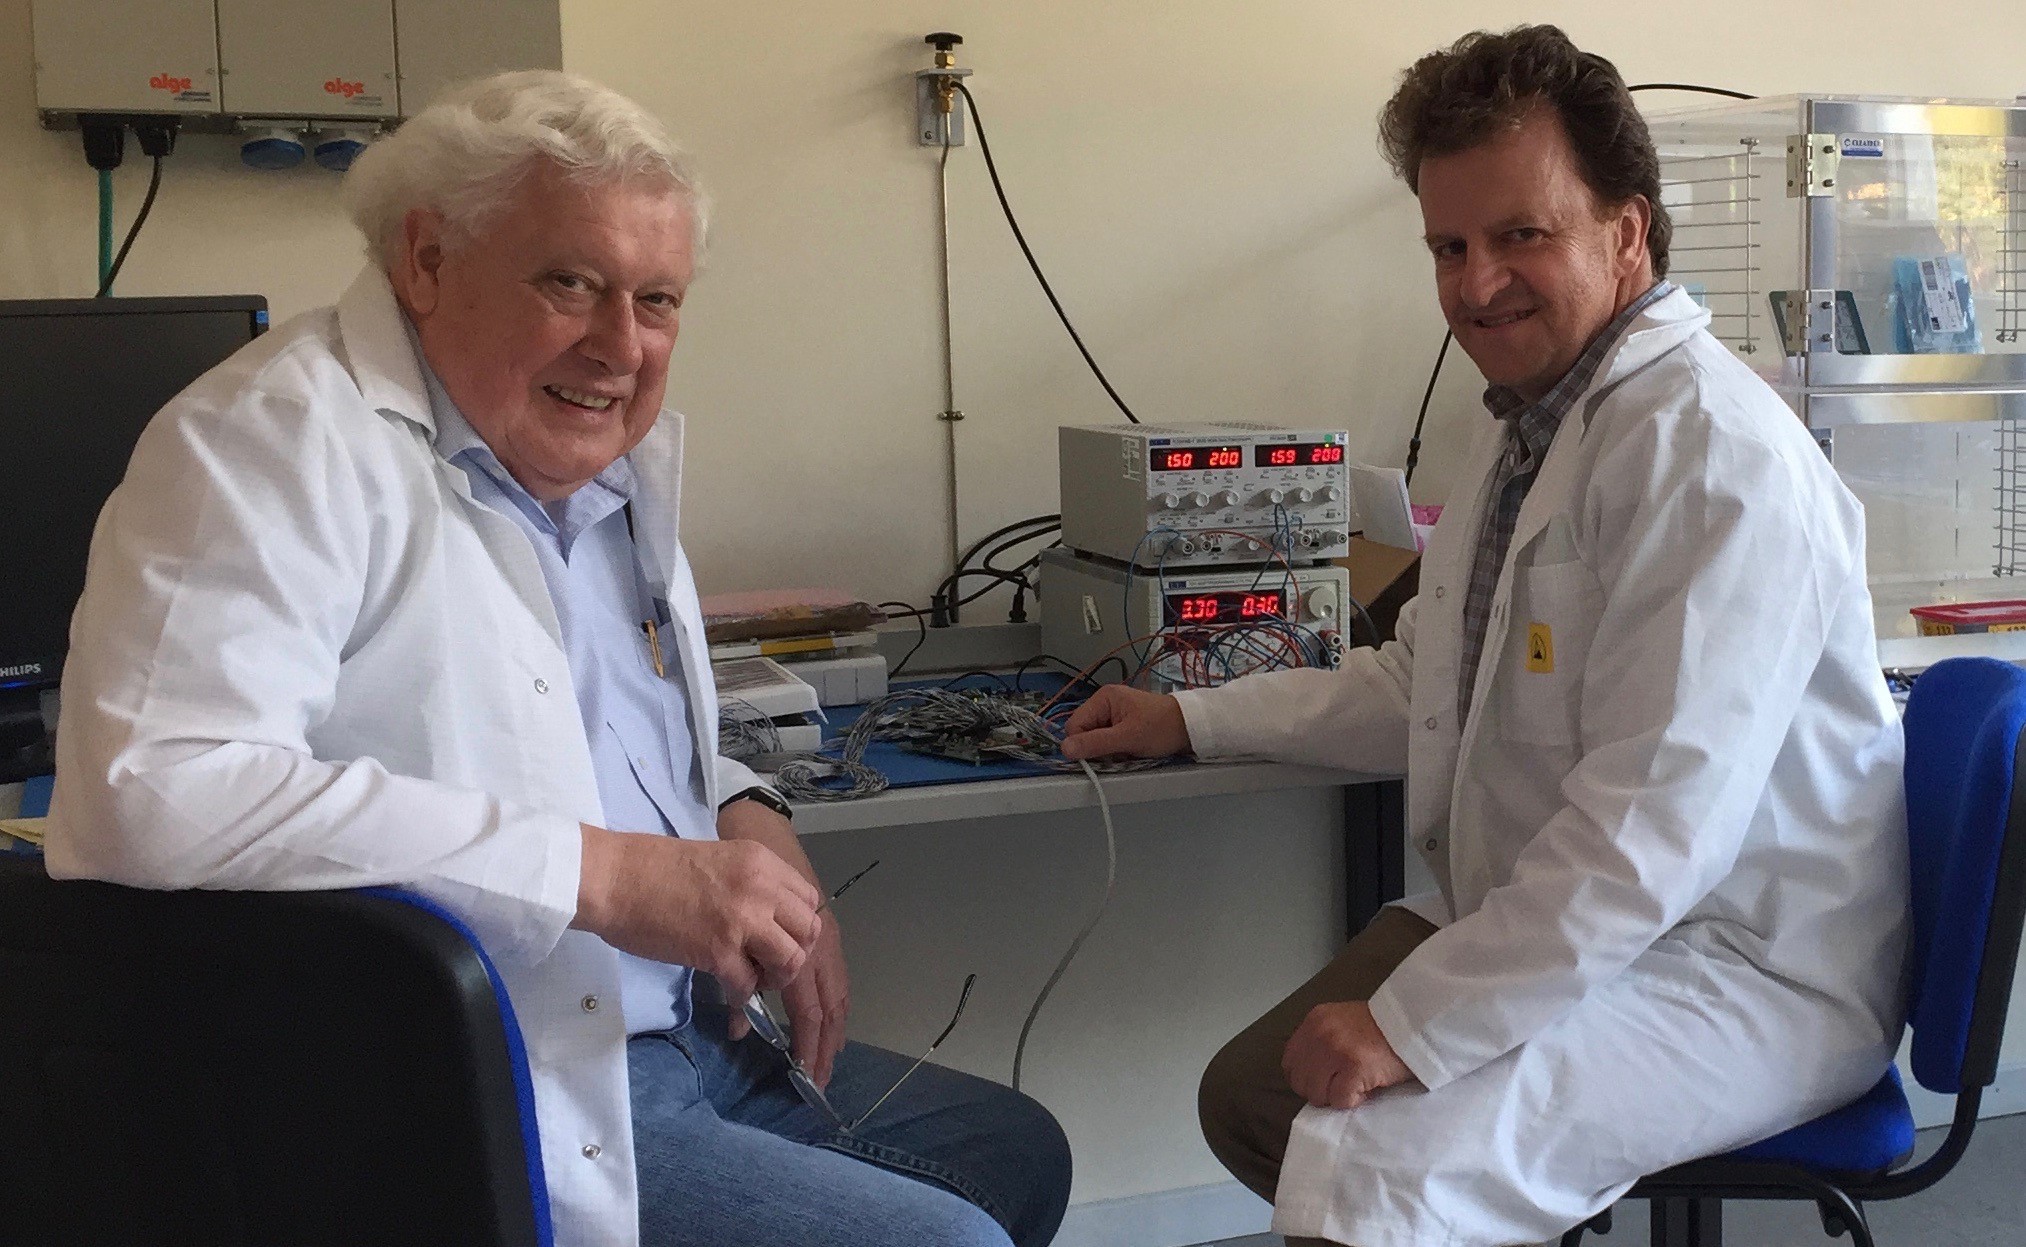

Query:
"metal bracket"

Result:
[[1786, 133, 1839, 197], [1780, 289, 1837, 354], [915, 67, 973, 147]]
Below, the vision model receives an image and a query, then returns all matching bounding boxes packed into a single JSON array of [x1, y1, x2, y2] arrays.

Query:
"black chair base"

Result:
[[1559, 1172, 1880, 1247]]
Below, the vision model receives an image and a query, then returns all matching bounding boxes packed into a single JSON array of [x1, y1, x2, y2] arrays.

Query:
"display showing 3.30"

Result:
[[1164, 589, 1289, 626], [1254, 442, 1345, 467], [1149, 445, 1244, 473]]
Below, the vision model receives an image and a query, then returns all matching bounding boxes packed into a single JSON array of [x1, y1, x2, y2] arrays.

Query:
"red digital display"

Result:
[[1254, 442, 1346, 467], [1165, 590, 1288, 626], [1149, 445, 1245, 473]]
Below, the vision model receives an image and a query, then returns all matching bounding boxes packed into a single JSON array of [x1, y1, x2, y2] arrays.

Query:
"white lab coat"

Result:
[[1175, 289, 1909, 1247], [46, 267, 766, 1247]]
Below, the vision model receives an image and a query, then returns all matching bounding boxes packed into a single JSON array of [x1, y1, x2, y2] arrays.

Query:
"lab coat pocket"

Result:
[[1498, 558, 1602, 748]]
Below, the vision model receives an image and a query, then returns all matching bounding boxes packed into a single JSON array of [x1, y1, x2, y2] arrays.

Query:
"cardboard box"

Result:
[[1334, 537, 1420, 645]]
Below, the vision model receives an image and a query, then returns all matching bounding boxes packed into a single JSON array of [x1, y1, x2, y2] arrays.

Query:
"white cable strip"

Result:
[[1012, 759, 1118, 1093]]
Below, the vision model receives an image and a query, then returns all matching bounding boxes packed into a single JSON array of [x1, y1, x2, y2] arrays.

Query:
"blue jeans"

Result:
[[629, 1003, 1072, 1246]]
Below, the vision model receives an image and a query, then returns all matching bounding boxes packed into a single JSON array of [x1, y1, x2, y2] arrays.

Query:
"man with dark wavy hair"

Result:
[[1065, 25, 1907, 1246]]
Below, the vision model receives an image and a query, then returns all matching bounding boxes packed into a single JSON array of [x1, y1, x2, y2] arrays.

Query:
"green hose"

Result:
[[97, 169, 113, 291]]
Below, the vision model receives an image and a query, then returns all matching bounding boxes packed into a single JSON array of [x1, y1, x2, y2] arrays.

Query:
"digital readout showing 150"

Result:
[[1254, 442, 1345, 467], [1149, 445, 1244, 473], [1166, 591, 1288, 626]]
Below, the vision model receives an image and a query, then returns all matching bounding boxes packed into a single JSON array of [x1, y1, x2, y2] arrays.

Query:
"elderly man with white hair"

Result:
[[47, 70, 1071, 1247]]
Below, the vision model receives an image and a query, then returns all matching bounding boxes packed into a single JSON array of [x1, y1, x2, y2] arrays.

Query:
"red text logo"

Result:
[[324, 78, 365, 98], [150, 73, 193, 93]]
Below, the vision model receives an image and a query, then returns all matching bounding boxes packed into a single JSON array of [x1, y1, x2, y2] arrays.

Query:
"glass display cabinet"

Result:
[[1644, 95, 2026, 639]]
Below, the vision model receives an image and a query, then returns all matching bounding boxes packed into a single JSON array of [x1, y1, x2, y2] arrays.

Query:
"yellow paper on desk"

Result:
[[0, 818, 47, 848]]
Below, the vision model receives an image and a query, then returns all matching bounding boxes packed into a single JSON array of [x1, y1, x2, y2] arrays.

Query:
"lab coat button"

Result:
[[582, 1143, 601, 1159], [1425, 837, 1439, 852], [1424, 717, 1438, 730], [1433, 586, 1446, 599], [534, 678, 550, 694], [580, 995, 599, 1013]]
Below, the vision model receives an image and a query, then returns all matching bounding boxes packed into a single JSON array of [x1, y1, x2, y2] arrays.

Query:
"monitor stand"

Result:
[[0, 687, 54, 785]]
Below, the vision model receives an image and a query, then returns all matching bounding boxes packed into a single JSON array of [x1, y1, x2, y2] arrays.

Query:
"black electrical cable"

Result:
[[1016, 653, 1130, 693], [940, 670, 1018, 692], [947, 513, 1061, 625], [954, 81, 1143, 425], [1398, 81, 1755, 485], [97, 155, 163, 298], [936, 567, 1034, 610], [1402, 329, 1451, 489], [982, 524, 1061, 574], [1013, 539, 1061, 578], [1627, 83, 1757, 100], [877, 600, 931, 677], [958, 513, 1061, 572]]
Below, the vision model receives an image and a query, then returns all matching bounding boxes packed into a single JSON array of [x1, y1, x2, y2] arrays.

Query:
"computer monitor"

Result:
[[0, 295, 268, 782]]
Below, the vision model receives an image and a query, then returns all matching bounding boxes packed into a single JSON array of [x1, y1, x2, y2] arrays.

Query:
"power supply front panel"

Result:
[[1039, 548, 1347, 693], [1059, 422, 1353, 569]]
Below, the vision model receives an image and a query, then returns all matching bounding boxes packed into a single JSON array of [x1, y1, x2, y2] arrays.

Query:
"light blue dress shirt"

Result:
[[417, 350, 713, 1035]]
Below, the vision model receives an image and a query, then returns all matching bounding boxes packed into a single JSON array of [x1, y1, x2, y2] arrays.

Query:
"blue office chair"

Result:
[[0, 858, 553, 1247], [1563, 656, 2026, 1247]]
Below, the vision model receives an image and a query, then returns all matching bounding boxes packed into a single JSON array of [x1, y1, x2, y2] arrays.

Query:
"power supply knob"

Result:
[[1184, 491, 1211, 510], [1260, 488, 1287, 506], [1303, 587, 1338, 620], [1289, 487, 1315, 504], [1155, 492, 1183, 510], [1212, 489, 1240, 508], [1319, 485, 1343, 503]]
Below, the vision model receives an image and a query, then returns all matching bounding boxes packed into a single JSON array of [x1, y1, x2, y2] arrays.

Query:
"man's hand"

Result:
[[1060, 684, 1192, 761], [715, 796, 852, 1085], [783, 907, 850, 1087], [1283, 1000, 1415, 1110], [573, 823, 822, 1008]]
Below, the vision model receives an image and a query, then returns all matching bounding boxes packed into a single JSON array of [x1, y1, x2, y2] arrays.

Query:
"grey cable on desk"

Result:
[[1012, 759, 1117, 1093]]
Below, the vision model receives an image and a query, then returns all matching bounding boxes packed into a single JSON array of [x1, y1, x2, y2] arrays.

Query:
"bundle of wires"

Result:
[[716, 696, 783, 762], [771, 687, 1161, 802]]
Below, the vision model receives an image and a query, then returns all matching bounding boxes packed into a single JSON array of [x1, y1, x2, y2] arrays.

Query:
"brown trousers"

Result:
[[1197, 905, 1439, 1215]]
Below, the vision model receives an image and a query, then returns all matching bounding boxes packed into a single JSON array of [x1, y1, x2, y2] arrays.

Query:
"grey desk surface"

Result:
[[788, 759, 1390, 835]]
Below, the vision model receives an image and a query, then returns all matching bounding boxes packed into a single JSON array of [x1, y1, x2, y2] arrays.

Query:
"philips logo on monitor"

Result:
[[0, 663, 44, 681]]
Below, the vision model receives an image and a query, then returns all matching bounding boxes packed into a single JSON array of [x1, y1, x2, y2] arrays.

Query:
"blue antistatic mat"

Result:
[[821, 672, 1190, 790]]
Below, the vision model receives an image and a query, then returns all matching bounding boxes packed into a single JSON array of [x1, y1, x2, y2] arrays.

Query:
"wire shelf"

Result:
[[1997, 411, 2026, 575], [1999, 162, 2025, 345], [1660, 139, 1761, 354]]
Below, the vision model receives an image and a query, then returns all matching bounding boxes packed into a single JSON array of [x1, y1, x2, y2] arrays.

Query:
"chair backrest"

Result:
[[1903, 656, 2026, 1095], [0, 857, 550, 1247]]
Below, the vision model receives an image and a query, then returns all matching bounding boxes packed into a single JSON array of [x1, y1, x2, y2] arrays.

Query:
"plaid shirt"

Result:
[[1456, 282, 1671, 728]]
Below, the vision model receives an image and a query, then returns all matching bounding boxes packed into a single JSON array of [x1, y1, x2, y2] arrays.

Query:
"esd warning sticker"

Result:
[[1526, 623, 1555, 673]]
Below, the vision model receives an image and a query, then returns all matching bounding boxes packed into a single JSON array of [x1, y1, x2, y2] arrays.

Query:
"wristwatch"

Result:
[[719, 785, 794, 821]]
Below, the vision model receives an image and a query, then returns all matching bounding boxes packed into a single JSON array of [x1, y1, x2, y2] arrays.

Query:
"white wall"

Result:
[[11, 0, 2026, 608]]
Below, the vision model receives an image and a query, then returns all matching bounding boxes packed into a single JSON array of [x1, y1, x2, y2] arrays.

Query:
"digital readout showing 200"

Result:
[[1254, 442, 1345, 467], [1149, 445, 1244, 473], [1164, 591, 1289, 626]]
